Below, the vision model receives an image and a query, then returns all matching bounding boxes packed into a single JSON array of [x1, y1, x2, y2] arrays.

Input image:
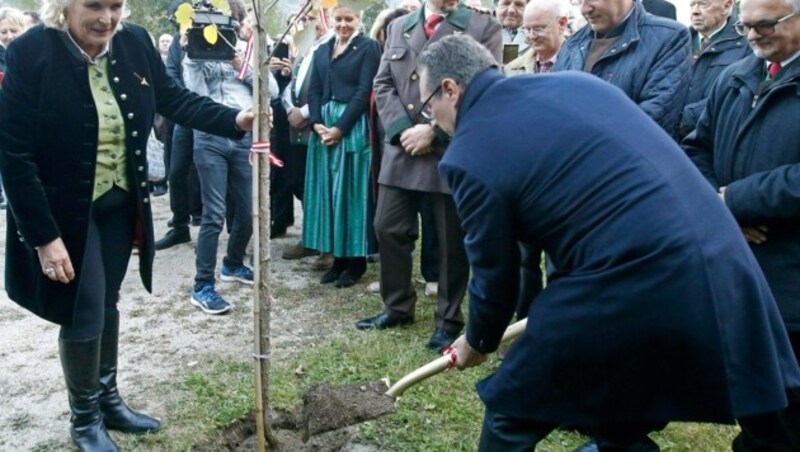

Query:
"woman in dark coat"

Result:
[[0, 0, 252, 450]]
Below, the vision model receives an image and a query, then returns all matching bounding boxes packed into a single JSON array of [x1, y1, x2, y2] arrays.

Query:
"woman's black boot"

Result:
[[99, 312, 162, 434], [335, 257, 367, 288], [59, 337, 119, 451], [321, 257, 348, 284]]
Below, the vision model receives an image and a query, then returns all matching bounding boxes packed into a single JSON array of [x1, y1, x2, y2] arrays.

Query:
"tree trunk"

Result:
[[251, 0, 277, 448]]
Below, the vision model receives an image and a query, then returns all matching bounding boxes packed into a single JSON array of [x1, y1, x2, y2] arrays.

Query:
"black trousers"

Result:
[[167, 125, 201, 228], [735, 332, 800, 452], [60, 187, 136, 341], [368, 187, 440, 279], [479, 408, 665, 451], [270, 100, 311, 234], [374, 185, 468, 333], [414, 195, 440, 283]]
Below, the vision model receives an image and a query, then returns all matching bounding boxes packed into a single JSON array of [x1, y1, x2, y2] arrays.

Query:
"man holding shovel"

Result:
[[419, 35, 800, 450]]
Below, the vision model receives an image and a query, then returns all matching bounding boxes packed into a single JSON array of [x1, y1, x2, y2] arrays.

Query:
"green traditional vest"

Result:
[[88, 56, 129, 201]]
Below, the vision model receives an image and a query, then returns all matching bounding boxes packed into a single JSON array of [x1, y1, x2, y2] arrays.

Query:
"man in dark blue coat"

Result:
[[555, 0, 691, 138], [678, 0, 751, 139], [417, 34, 800, 450], [642, 0, 677, 19], [683, 0, 800, 448]]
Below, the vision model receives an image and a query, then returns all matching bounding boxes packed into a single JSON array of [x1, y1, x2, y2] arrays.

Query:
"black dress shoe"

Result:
[[427, 328, 460, 352], [356, 313, 414, 331], [151, 184, 168, 197], [270, 223, 288, 239], [155, 227, 190, 250]]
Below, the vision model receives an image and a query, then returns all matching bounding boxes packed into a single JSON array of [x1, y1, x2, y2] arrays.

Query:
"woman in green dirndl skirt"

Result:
[[304, 5, 381, 287]]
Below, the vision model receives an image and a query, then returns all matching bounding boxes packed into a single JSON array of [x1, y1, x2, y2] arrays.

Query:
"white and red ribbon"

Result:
[[237, 35, 254, 81], [318, 8, 330, 35], [250, 141, 283, 167]]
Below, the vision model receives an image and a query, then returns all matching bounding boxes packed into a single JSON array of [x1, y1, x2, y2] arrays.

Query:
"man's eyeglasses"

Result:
[[734, 12, 797, 36], [522, 17, 560, 37], [417, 84, 442, 123], [689, 1, 713, 10]]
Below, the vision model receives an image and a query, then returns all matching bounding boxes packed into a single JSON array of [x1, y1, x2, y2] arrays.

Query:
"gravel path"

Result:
[[0, 194, 327, 450]]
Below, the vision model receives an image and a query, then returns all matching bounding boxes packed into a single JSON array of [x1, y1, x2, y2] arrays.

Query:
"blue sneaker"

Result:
[[220, 264, 254, 285], [190, 285, 231, 315]]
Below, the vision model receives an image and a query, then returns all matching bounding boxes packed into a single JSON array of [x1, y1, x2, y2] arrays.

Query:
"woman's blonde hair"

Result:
[[40, 0, 130, 31], [0, 7, 26, 29]]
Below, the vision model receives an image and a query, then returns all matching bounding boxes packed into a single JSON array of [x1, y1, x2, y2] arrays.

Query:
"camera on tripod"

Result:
[[185, 0, 239, 61]]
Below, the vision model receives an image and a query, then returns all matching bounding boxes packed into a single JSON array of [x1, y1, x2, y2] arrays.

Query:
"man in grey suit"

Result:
[[356, 0, 501, 353]]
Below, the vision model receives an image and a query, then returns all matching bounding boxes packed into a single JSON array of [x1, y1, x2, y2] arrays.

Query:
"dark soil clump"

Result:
[[302, 381, 396, 439]]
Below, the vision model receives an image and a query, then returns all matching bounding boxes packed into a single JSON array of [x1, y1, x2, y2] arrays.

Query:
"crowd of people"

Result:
[[0, 0, 798, 450]]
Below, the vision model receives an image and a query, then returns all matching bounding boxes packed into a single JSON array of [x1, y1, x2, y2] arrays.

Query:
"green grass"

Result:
[[115, 259, 739, 450]]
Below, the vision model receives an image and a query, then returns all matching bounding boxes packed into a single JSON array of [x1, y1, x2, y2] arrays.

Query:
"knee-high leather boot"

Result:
[[98, 312, 162, 434], [59, 337, 119, 451]]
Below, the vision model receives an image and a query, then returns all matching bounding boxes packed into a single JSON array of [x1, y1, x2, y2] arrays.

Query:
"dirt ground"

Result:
[[0, 194, 352, 450]]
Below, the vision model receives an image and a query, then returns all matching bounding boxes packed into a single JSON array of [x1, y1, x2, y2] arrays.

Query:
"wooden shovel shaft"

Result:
[[385, 318, 528, 398]]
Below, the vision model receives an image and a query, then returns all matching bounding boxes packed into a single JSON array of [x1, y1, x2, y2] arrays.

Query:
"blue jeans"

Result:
[[193, 131, 252, 286]]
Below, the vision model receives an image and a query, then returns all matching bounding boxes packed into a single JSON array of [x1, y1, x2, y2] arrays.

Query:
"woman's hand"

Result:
[[321, 127, 343, 146], [313, 123, 329, 136], [37, 237, 75, 284]]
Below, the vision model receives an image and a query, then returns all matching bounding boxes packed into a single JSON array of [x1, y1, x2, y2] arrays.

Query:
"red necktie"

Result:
[[425, 15, 444, 39], [768, 61, 782, 79]]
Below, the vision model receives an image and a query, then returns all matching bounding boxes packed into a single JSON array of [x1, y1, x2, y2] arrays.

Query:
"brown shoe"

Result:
[[282, 242, 320, 260], [312, 253, 334, 270]]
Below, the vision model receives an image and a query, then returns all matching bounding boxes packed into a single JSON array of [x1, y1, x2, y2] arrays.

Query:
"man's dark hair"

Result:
[[417, 35, 497, 96]]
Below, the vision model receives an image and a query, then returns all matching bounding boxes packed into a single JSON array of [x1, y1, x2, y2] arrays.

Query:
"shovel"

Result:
[[301, 318, 528, 439]]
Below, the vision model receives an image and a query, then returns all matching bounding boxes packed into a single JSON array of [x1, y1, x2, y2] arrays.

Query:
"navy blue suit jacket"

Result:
[[439, 69, 800, 425]]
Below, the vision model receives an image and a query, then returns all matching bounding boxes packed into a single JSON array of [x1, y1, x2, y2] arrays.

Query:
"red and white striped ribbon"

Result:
[[250, 141, 284, 167], [318, 7, 330, 34], [237, 35, 254, 81]]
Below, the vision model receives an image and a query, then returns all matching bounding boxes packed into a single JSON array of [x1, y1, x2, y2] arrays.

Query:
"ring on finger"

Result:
[[44, 267, 56, 275]]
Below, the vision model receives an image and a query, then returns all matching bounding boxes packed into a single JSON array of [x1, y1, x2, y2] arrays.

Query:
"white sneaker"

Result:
[[367, 281, 381, 294], [424, 282, 438, 297]]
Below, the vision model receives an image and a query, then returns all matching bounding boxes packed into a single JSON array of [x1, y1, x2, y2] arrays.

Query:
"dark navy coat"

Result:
[[439, 69, 800, 424], [678, 16, 750, 139], [684, 55, 800, 333], [554, 1, 691, 138], [642, 0, 676, 20], [0, 24, 242, 325]]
